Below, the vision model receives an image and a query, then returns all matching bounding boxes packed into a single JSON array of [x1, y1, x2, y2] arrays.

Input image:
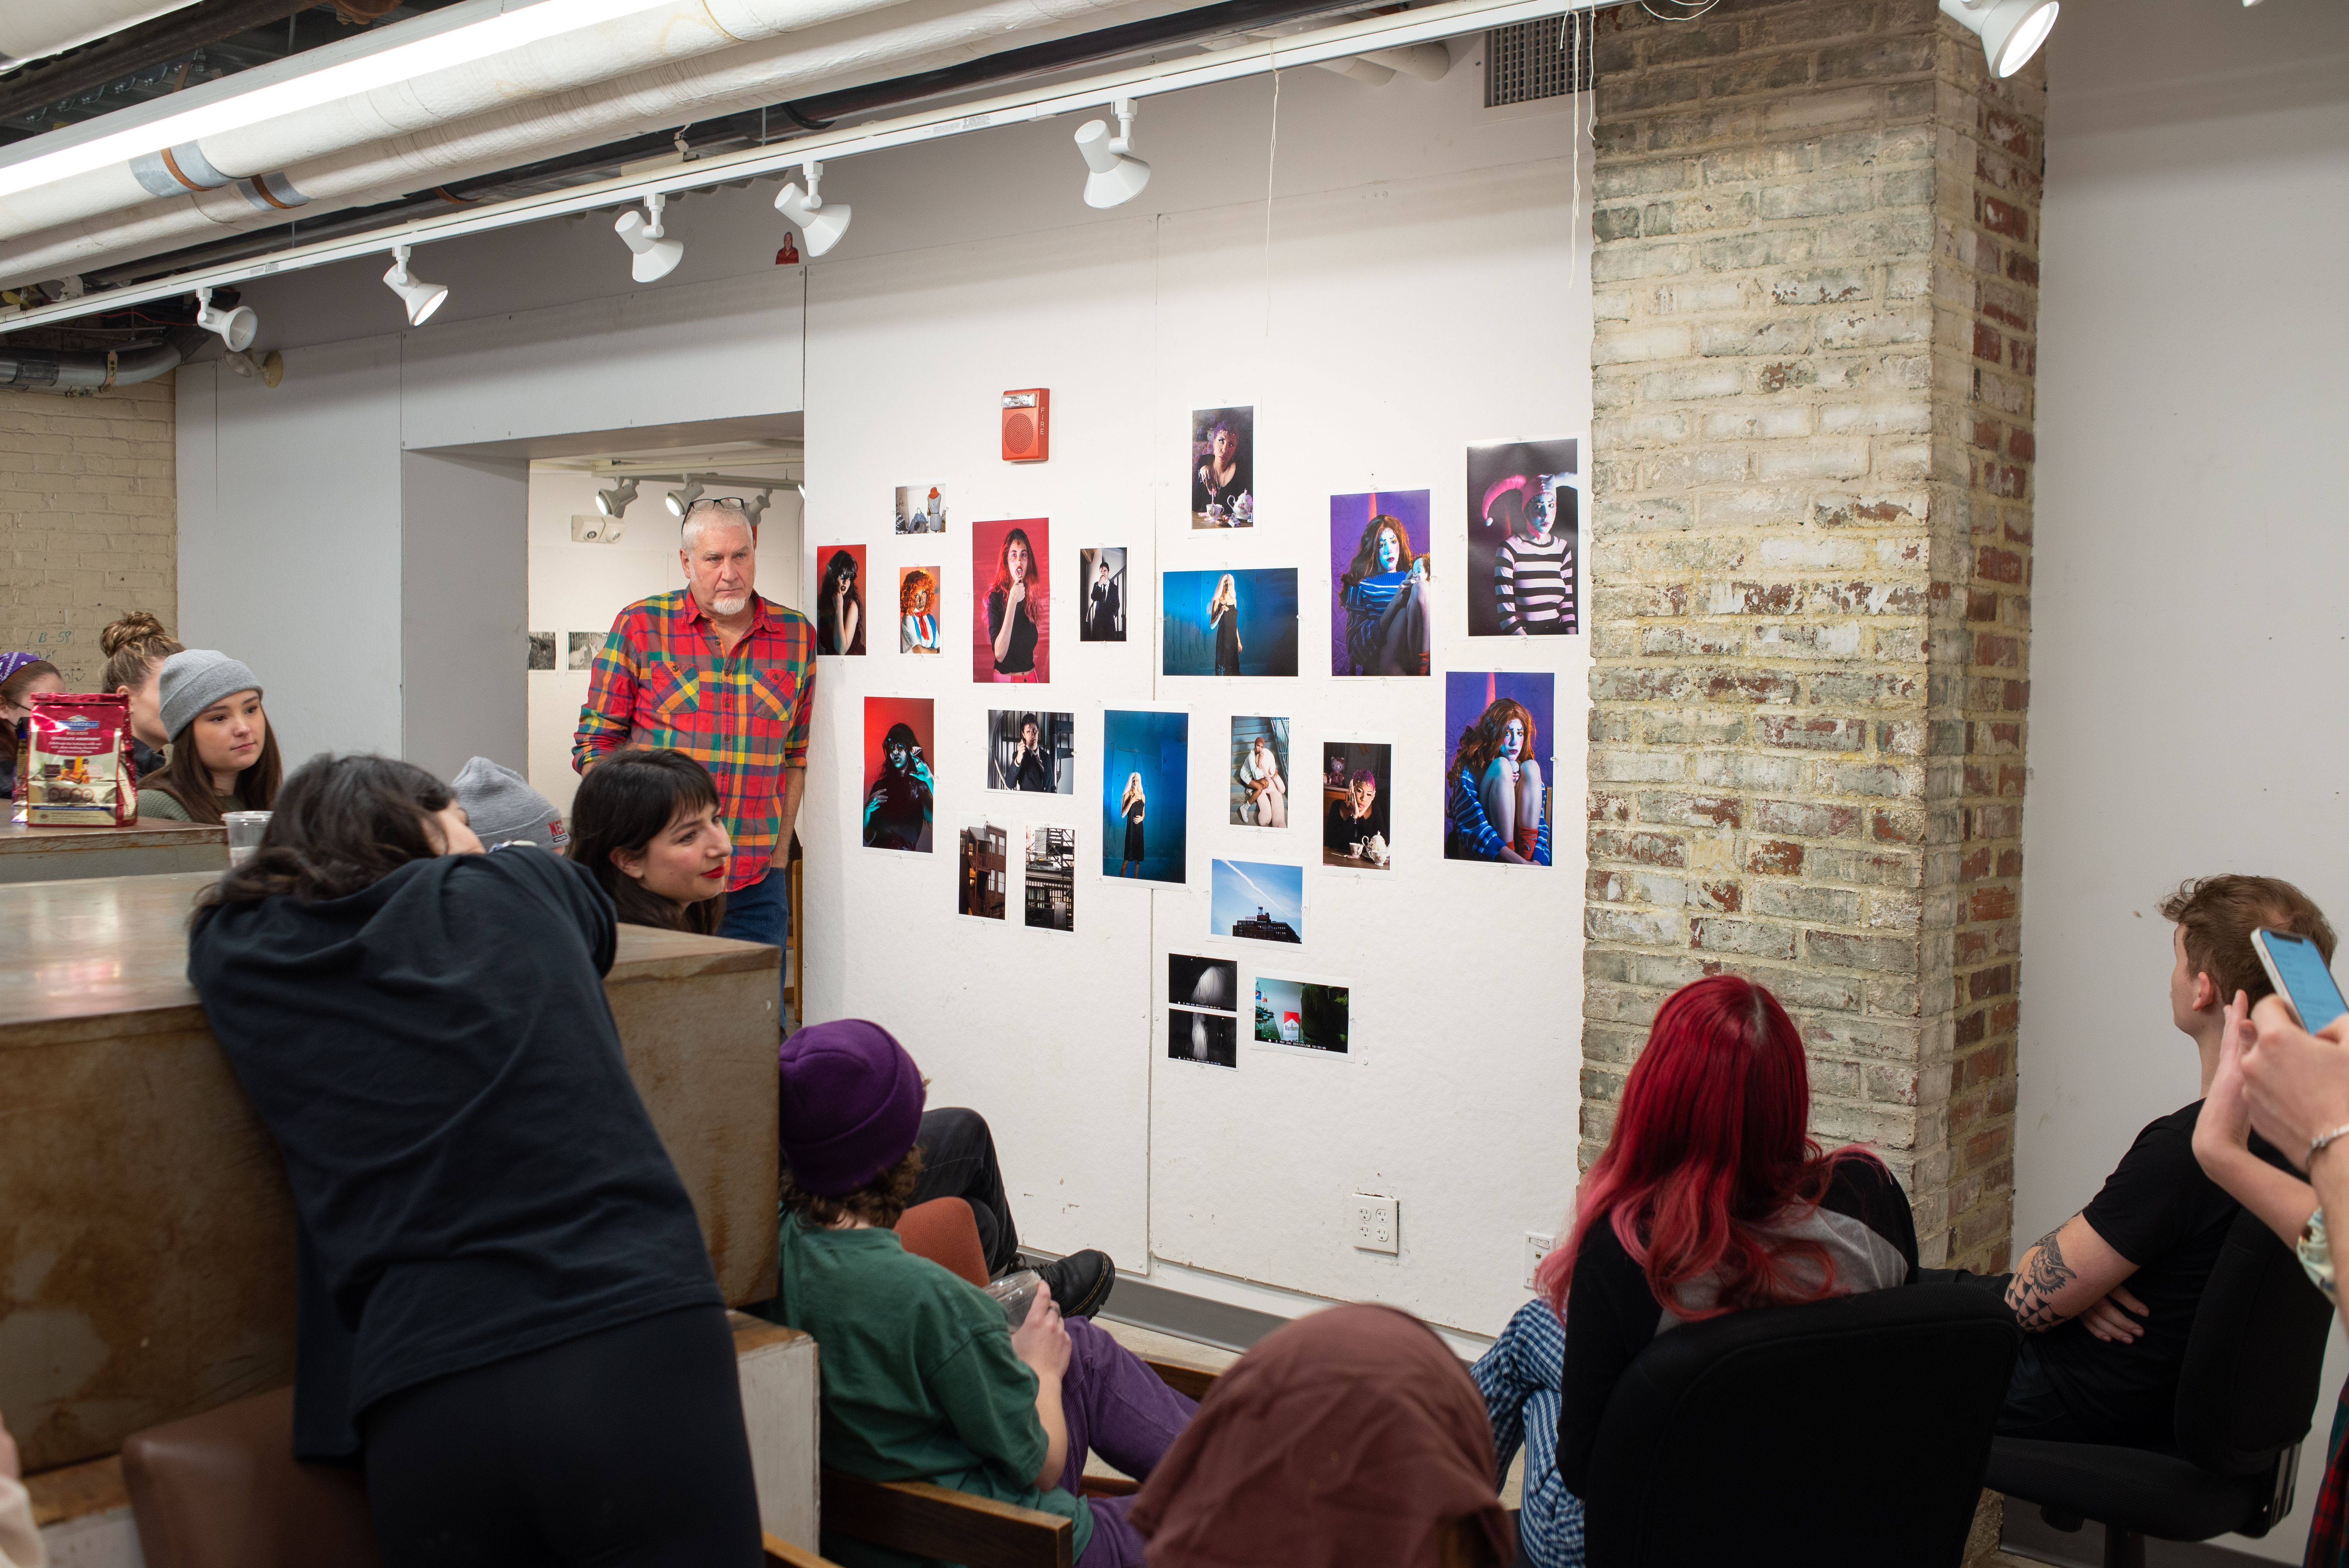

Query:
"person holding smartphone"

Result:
[[1956, 875, 2335, 1451]]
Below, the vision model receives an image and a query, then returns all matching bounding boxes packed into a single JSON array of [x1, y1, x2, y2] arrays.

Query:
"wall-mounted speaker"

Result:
[[1002, 388, 1050, 463]]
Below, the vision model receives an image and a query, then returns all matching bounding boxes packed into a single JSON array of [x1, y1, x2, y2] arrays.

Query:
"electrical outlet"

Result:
[[1523, 1231, 1555, 1290], [1352, 1193, 1399, 1254]]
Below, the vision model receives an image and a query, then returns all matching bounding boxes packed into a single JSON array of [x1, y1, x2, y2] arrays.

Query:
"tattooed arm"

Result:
[[2005, 1213, 2140, 1334]]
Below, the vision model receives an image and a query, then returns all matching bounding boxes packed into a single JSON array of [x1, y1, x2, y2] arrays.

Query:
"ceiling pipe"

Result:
[[0, 331, 188, 388], [0, 0, 1221, 287], [0, 0, 1579, 333], [0, 1, 202, 73], [77, 0, 1365, 287]]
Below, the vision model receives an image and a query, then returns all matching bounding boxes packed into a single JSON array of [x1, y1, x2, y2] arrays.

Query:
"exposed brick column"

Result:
[[1581, 0, 2041, 1275]]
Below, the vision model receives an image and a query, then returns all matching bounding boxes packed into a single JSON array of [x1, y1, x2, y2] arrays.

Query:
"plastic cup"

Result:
[[224, 810, 272, 868]]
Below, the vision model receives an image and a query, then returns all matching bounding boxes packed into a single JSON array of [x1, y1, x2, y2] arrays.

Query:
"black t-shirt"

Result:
[[1557, 1155, 1919, 1496], [865, 764, 931, 847], [2030, 1100, 2283, 1448], [1324, 795, 1388, 853], [187, 848, 720, 1458]]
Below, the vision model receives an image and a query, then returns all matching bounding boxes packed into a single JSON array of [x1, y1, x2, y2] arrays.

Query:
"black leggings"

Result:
[[362, 1304, 763, 1568], [911, 1107, 1021, 1277]]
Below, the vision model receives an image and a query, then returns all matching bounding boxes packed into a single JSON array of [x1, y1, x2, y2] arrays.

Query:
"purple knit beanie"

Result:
[[777, 1019, 926, 1197]]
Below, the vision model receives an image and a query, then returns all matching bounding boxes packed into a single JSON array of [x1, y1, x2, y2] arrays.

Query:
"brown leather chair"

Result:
[[119, 1384, 377, 1568], [895, 1196, 990, 1289]]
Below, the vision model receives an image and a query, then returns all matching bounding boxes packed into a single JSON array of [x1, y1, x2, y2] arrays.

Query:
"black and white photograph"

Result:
[[1168, 953, 1238, 1013], [566, 631, 604, 670], [987, 708, 1074, 794], [1166, 1008, 1238, 1069], [1024, 826, 1075, 932], [527, 631, 556, 671], [1079, 546, 1127, 641]]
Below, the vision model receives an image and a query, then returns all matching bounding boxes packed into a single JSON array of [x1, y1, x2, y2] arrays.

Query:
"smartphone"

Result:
[[2251, 928, 2349, 1033]]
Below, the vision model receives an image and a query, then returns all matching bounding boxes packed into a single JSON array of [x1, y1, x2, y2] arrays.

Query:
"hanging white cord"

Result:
[[1567, 11, 1581, 301], [1262, 53, 1281, 345]]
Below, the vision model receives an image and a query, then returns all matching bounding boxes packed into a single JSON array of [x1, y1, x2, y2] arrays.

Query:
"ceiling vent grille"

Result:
[[1482, 17, 1596, 109]]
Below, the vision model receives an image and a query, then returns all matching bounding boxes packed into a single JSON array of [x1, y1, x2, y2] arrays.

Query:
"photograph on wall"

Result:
[[895, 484, 948, 534], [1228, 716, 1291, 828], [1168, 953, 1238, 1013], [1079, 547, 1127, 642], [818, 544, 869, 656], [1442, 672, 1554, 866], [1253, 976, 1351, 1057], [566, 631, 604, 670], [1330, 490, 1432, 677], [1465, 439, 1579, 638], [861, 695, 935, 853], [972, 517, 1050, 684], [1024, 825, 1075, 933], [1210, 858, 1304, 945], [957, 821, 1008, 919], [1161, 568, 1298, 678], [988, 708, 1074, 794], [528, 631, 556, 671], [1102, 708, 1188, 884], [1167, 1008, 1238, 1069], [899, 565, 942, 656], [1190, 405, 1256, 528], [1321, 740, 1394, 872]]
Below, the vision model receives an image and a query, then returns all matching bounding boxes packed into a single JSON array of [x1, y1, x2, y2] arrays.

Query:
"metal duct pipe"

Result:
[[0, 0, 201, 71], [0, 335, 185, 388], [0, 0, 1208, 287]]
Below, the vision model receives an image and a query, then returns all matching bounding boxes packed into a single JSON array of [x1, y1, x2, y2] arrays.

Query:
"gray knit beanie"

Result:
[[157, 649, 262, 741], [450, 755, 568, 850]]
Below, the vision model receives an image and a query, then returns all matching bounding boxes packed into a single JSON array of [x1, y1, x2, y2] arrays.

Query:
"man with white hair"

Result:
[[575, 496, 814, 976]]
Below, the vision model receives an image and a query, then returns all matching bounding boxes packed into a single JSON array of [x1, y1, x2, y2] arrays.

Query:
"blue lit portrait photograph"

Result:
[[1210, 858, 1305, 945], [1162, 567, 1299, 677], [1103, 708, 1189, 884]]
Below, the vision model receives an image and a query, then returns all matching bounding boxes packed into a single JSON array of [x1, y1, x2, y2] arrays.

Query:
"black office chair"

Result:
[[1581, 1282, 2022, 1567], [1988, 1208, 2334, 1568]]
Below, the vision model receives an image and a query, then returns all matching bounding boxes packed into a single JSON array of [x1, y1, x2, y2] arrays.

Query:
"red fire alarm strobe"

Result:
[[1002, 388, 1049, 463]]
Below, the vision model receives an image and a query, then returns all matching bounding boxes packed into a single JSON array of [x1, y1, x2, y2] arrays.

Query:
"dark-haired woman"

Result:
[[0, 654, 63, 797], [567, 746, 732, 935], [135, 650, 282, 824], [186, 754, 762, 1567], [1474, 974, 1916, 1566], [985, 528, 1046, 683], [819, 549, 864, 656]]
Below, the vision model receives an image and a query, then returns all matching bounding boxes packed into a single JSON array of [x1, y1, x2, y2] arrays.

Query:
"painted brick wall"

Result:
[[1583, 0, 2040, 1274], [0, 377, 177, 686]]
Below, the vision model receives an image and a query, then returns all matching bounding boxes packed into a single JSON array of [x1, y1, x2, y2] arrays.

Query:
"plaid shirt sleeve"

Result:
[[573, 610, 645, 771], [784, 649, 815, 770]]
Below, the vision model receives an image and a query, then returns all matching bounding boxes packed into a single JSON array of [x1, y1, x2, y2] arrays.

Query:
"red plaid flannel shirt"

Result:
[[573, 589, 816, 891]]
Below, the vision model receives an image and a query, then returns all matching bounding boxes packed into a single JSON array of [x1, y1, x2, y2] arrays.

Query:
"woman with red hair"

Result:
[[1475, 973, 1917, 1565]]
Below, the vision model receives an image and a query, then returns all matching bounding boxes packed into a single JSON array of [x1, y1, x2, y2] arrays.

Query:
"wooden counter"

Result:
[[0, 871, 780, 1473], [0, 819, 228, 884]]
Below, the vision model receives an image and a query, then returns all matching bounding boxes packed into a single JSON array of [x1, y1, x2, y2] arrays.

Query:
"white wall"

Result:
[[2025, 2, 2349, 1554], [795, 53, 1591, 1340], [182, 45, 1590, 1341]]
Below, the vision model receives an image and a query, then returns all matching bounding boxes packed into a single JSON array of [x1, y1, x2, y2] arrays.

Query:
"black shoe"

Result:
[[1026, 1249, 1116, 1320]]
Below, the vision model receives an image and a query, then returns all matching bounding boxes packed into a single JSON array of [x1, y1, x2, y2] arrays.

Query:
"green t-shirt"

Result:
[[767, 1216, 1093, 1567]]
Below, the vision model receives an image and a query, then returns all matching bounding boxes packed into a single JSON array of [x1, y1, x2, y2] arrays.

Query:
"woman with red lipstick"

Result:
[[566, 747, 732, 935], [136, 649, 283, 824]]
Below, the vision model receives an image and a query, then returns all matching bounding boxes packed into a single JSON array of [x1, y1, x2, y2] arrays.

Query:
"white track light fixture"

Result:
[[738, 489, 773, 529], [595, 476, 639, 519], [773, 161, 850, 257], [615, 193, 683, 283], [194, 285, 257, 351], [665, 476, 704, 518], [1937, 0, 2057, 78], [381, 244, 448, 325], [1075, 99, 1151, 209]]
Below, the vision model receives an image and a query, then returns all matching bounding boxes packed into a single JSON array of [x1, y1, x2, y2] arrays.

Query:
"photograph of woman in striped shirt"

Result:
[[1465, 437, 1580, 638]]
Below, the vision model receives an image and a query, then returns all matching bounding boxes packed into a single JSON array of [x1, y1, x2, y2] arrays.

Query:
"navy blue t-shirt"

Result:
[[188, 848, 719, 1457]]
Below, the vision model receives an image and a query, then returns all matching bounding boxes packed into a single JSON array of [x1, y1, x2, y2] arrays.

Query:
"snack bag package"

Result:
[[20, 693, 137, 825]]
